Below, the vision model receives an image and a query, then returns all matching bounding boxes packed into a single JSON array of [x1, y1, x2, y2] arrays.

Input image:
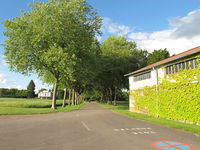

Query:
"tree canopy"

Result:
[[147, 48, 170, 65], [3, 0, 102, 109], [4, 0, 170, 107], [27, 80, 36, 98]]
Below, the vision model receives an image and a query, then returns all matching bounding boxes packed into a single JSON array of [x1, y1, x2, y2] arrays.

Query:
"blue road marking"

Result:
[[152, 141, 194, 150]]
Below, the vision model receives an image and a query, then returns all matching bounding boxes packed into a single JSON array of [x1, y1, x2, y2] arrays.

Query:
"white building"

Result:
[[38, 90, 52, 99], [125, 46, 200, 112]]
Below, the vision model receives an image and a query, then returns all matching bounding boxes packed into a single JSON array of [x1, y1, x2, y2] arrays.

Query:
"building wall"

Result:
[[129, 67, 165, 112], [38, 91, 52, 99]]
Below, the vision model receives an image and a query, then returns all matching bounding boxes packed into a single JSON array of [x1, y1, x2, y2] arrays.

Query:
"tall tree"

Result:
[[99, 36, 139, 104], [27, 80, 35, 98], [147, 48, 170, 65], [3, 0, 102, 109]]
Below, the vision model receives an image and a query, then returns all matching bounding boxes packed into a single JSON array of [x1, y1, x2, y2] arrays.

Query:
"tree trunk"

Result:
[[68, 89, 71, 106], [72, 89, 75, 105], [109, 88, 112, 105], [100, 93, 103, 102], [78, 93, 80, 104], [76, 92, 79, 105], [106, 90, 110, 104], [103, 92, 106, 103], [82, 95, 85, 102], [81, 94, 83, 103], [114, 87, 117, 106], [51, 78, 58, 109], [75, 92, 77, 105], [62, 88, 66, 107]]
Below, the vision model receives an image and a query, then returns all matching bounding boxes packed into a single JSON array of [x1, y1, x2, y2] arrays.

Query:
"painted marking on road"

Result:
[[144, 131, 150, 134], [150, 131, 157, 134], [114, 127, 153, 131], [132, 132, 138, 135], [131, 127, 152, 130], [152, 141, 195, 150], [114, 127, 157, 135], [81, 121, 91, 131]]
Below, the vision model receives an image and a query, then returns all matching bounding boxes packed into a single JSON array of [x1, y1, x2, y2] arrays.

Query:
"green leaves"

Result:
[[3, 0, 102, 108], [147, 48, 170, 65], [131, 58, 200, 124]]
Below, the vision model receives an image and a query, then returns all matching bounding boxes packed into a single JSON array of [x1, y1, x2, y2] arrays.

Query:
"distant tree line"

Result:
[[0, 88, 28, 98]]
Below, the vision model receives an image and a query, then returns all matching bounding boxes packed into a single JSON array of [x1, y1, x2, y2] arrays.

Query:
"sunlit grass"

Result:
[[0, 98, 87, 115]]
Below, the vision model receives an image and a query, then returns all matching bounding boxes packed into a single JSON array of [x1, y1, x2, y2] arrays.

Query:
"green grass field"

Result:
[[0, 98, 87, 115], [99, 101, 200, 136]]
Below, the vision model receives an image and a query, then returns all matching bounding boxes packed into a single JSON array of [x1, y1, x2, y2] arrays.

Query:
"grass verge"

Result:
[[99, 101, 200, 136], [0, 98, 87, 115]]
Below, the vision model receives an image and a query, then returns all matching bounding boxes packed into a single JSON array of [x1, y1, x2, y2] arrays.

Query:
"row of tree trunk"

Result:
[[62, 89, 84, 107], [100, 87, 117, 105]]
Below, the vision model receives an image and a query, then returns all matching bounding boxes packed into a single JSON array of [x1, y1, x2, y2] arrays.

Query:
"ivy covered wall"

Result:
[[131, 56, 200, 124]]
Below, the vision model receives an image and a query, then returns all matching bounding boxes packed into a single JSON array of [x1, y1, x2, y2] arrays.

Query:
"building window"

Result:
[[186, 61, 190, 70], [165, 58, 199, 75], [194, 59, 198, 68], [134, 71, 151, 82]]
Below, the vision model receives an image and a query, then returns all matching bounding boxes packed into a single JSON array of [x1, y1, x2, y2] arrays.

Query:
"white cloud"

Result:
[[0, 79, 7, 84], [128, 32, 148, 40], [1, 56, 8, 67], [5, 85, 24, 90], [101, 10, 200, 54], [128, 9, 200, 54], [170, 9, 200, 39], [118, 25, 131, 36], [0, 73, 6, 78], [0, 73, 7, 84], [102, 17, 132, 36]]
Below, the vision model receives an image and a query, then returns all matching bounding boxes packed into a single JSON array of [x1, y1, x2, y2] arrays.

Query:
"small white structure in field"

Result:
[[38, 90, 52, 99]]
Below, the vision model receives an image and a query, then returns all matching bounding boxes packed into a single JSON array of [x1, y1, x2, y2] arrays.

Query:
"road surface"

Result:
[[0, 102, 199, 150]]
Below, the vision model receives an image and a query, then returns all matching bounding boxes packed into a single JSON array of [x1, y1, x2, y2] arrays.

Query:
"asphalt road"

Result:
[[0, 102, 199, 150]]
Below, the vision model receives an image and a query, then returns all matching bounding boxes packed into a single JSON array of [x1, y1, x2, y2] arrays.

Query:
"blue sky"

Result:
[[1, 0, 200, 91]]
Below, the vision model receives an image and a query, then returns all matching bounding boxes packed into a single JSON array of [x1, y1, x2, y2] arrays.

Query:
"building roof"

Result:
[[125, 46, 200, 76]]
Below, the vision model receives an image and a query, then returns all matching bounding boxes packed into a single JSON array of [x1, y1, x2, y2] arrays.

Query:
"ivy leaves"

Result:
[[131, 56, 200, 124]]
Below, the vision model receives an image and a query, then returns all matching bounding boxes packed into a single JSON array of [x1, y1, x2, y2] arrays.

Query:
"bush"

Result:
[[0, 88, 28, 98]]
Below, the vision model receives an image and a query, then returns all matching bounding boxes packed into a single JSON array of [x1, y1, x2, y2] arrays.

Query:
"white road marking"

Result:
[[114, 127, 157, 135], [132, 132, 138, 135], [140, 128, 146, 130], [81, 121, 91, 131], [150, 131, 156, 134]]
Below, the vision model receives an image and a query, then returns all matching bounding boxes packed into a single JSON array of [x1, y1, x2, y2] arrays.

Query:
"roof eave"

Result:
[[124, 46, 200, 77]]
